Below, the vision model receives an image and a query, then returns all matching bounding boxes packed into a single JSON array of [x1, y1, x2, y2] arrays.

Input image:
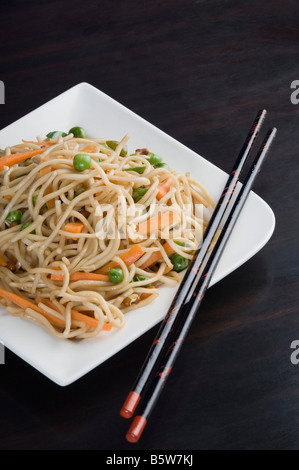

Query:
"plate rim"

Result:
[[0, 82, 276, 386]]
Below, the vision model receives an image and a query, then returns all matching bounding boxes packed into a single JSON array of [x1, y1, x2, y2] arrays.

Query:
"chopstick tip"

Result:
[[120, 391, 141, 419], [126, 415, 147, 443]]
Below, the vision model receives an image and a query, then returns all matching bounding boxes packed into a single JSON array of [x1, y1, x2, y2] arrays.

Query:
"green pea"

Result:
[[108, 267, 124, 284], [134, 275, 147, 282], [106, 140, 127, 157], [32, 195, 46, 209], [170, 253, 188, 272], [132, 187, 148, 203], [154, 162, 170, 170], [73, 153, 91, 172], [148, 152, 163, 165], [69, 126, 87, 138], [134, 275, 151, 287], [6, 210, 23, 225], [124, 166, 146, 174], [20, 222, 36, 234], [46, 131, 67, 139], [74, 187, 85, 198]]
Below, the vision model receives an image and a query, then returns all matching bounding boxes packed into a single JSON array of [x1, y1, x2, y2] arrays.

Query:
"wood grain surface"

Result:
[[0, 0, 298, 450]]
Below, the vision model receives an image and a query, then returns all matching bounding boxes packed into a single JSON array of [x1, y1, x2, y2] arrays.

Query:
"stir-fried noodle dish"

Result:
[[0, 127, 214, 339]]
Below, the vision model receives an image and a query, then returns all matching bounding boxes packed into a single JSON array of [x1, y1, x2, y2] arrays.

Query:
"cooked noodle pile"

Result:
[[0, 129, 214, 339]]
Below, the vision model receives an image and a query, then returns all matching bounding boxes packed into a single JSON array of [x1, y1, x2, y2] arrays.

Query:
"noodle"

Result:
[[0, 130, 214, 340]]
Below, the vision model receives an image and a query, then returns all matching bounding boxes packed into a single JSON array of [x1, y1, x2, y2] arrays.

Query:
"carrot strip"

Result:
[[136, 211, 180, 236], [0, 149, 47, 171], [64, 222, 84, 240], [96, 244, 145, 274], [71, 310, 98, 329], [64, 222, 84, 233], [40, 166, 51, 177], [139, 241, 174, 270], [140, 286, 156, 300], [156, 177, 172, 200], [70, 145, 96, 159], [36, 296, 109, 331], [51, 271, 109, 282], [36, 296, 99, 330], [81, 145, 96, 153], [0, 254, 7, 267], [22, 140, 52, 146], [1, 290, 112, 331], [0, 288, 65, 327]]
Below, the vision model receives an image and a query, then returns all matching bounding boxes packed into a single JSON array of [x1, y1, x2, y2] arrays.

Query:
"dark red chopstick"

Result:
[[120, 109, 267, 419], [126, 126, 277, 443]]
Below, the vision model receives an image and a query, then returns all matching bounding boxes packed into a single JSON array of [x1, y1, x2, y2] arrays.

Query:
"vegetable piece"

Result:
[[0, 254, 7, 266], [174, 240, 185, 246], [139, 241, 174, 270], [106, 140, 127, 157], [36, 297, 99, 330], [73, 153, 91, 171], [22, 140, 52, 146], [68, 126, 86, 138], [139, 285, 156, 300], [20, 222, 36, 234], [136, 210, 180, 236], [64, 222, 84, 240], [154, 162, 170, 169], [134, 275, 149, 282], [147, 152, 163, 165], [170, 253, 188, 272], [32, 195, 47, 209], [123, 293, 139, 307], [0, 290, 108, 332], [124, 166, 146, 174], [74, 187, 85, 198], [71, 310, 98, 329], [97, 244, 145, 274], [40, 166, 51, 177], [64, 222, 84, 233], [6, 210, 23, 225], [156, 177, 172, 200], [0, 288, 65, 327], [0, 149, 47, 171], [134, 275, 151, 287], [81, 145, 96, 153], [108, 267, 124, 284], [132, 187, 148, 203], [51, 271, 109, 282], [46, 131, 67, 139]]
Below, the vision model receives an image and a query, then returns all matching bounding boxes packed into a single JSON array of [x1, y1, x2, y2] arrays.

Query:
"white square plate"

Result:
[[0, 83, 275, 386]]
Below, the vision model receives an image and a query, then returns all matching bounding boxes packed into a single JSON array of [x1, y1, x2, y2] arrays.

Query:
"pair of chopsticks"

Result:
[[120, 110, 277, 443]]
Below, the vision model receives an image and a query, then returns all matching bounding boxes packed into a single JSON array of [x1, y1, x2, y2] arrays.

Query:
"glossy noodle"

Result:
[[0, 129, 214, 339]]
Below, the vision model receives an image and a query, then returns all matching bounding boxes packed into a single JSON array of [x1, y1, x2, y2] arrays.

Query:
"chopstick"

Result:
[[125, 126, 277, 443], [120, 109, 267, 420]]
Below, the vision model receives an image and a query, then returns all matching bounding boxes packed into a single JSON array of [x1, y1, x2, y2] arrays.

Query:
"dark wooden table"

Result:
[[0, 0, 298, 451]]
